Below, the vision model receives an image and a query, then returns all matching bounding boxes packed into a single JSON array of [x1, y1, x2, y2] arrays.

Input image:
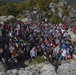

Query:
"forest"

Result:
[[0, 0, 59, 17]]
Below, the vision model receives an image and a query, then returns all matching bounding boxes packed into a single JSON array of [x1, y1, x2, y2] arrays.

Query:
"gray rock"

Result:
[[0, 62, 58, 75], [11, 69, 18, 75], [27, 13, 32, 19], [0, 62, 7, 72], [6, 70, 12, 75], [0, 72, 6, 75], [69, 12, 76, 19], [58, 11, 63, 18], [49, 0, 76, 25], [58, 0, 67, 7], [70, 8, 76, 13], [26, 10, 40, 21], [58, 8, 63, 13], [49, 2, 55, 8], [0, 15, 14, 24], [62, 16, 72, 25], [57, 63, 76, 75], [51, 8, 56, 14], [1, 60, 76, 75], [33, 10, 37, 14]]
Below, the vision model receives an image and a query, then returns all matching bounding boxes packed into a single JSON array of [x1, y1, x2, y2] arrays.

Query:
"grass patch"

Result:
[[30, 56, 48, 65]]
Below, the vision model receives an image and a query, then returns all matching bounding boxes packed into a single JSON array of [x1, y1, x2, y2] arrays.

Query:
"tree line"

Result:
[[0, 0, 59, 17]]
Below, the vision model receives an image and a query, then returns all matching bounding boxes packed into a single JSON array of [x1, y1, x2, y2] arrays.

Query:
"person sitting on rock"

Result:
[[42, 51, 48, 59], [66, 53, 71, 60], [8, 54, 18, 65]]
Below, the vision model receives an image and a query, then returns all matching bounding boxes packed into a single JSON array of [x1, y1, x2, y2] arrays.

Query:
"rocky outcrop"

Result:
[[25, 9, 41, 22], [57, 63, 76, 75], [49, 0, 76, 25], [57, 60, 76, 75], [68, 29, 76, 41], [0, 15, 14, 24], [1, 60, 76, 75], [0, 62, 7, 72], [0, 62, 58, 75], [17, 0, 76, 25]]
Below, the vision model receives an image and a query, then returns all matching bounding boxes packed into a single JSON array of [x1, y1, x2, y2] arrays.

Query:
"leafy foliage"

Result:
[[50, 14, 64, 24], [6, 18, 17, 25], [60, 4, 69, 16], [0, 0, 59, 16]]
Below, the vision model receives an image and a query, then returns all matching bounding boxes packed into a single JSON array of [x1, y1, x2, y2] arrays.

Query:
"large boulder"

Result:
[[21, 18, 32, 22], [58, 0, 67, 7], [62, 16, 72, 25], [58, 11, 63, 18], [49, 0, 76, 25], [57, 60, 76, 75], [58, 8, 63, 13], [0, 62, 58, 75], [49, 2, 56, 8], [69, 12, 76, 19], [0, 15, 14, 24], [51, 8, 56, 14], [1, 60, 76, 75]]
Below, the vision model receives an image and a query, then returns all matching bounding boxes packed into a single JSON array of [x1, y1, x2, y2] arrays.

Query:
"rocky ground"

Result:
[[0, 60, 76, 75]]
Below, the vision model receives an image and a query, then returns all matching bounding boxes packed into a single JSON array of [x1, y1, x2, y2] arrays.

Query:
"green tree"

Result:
[[6, 3, 18, 16], [60, 4, 69, 16], [50, 14, 63, 24]]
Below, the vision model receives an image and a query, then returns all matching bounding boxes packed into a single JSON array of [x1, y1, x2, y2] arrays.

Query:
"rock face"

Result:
[[0, 15, 14, 24], [0, 62, 7, 72], [57, 60, 76, 75], [26, 9, 41, 22], [49, 0, 76, 25], [1, 60, 76, 75], [58, 63, 76, 75], [68, 29, 76, 41], [0, 62, 58, 75]]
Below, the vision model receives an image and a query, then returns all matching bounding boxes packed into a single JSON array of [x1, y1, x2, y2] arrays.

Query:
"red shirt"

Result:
[[12, 52, 16, 57], [3, 25, 8, 31], [50, 41, 54, 48], [66, 55, 71, 60]]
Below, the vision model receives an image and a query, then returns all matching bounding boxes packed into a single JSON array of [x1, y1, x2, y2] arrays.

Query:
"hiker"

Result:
[[29, 46, 37, 63]]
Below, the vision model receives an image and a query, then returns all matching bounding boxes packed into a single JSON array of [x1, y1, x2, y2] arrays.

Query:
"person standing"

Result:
[[29, 46, 37, 63]]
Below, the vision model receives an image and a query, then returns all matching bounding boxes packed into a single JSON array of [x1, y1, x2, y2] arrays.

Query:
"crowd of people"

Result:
[[0, 19, 76, 65]]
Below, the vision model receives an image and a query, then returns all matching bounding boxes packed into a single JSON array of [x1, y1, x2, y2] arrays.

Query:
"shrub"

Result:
[[50, 14, 64, 24], [6, 18, 17, 25], [52, 0, 59, 3], [60, 5, 69, 16]]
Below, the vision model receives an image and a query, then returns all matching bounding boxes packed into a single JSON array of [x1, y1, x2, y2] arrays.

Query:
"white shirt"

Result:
[[73, 54, 76, 59], [17, 24, 20, 29], [10, 32, 13, 37], [61, 29, 65, 34], [62, 50, 66, 56]]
